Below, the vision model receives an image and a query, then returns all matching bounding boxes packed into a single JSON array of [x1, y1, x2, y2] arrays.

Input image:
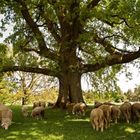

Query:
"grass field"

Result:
[[0, 105, 140, 140]]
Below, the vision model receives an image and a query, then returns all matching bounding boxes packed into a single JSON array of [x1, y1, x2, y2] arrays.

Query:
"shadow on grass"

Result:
[[0, 106, 140, 140]]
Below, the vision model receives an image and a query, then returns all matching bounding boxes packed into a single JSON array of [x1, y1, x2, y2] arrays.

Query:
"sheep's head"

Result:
[[1, 118, 11, 130]]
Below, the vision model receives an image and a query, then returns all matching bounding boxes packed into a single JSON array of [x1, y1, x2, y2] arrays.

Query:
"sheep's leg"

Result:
[[123, 111, 129, 123], [126, 113, 129, 123], [99, 118, 104, 132], [94, 120, 99, 131], [91, 120, 95, 130], [107, 113, 110, 127], [95, 121, 99, 131], [92, 123, 95, 130], [104, 118, 108, 129], [100, 121, 104, 132]]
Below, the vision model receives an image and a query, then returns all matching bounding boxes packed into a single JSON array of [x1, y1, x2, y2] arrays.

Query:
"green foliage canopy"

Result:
[[0, 0, 140, 91]]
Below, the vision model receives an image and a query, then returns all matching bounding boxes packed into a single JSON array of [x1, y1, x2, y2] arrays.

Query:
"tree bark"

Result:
[[22, 97, 26, 105], [55, 71, 84, 108], [22, 90, 27, 105]]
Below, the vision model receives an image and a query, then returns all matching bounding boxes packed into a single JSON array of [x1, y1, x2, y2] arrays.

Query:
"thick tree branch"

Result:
[[18, 39, 40, 54], [94, 34, 117, 54], [15, 0, 59, 61], [42, 13, 60, 42], [82, 48, 140, 73], [94, 33, 134, 54], [35, 0, 61, 42], [1, 66, 59, 77]]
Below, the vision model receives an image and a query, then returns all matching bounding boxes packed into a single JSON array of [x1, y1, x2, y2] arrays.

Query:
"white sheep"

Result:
[[90, 108, 104, 132], [110, 105, 121, 124], [120, 101, 131, 123], [1, 109, 12, 130], [31, 106, 45, 119], [0, 104, 12, 130], [72, 102, 86, 116], [98, 104, 111, 128]]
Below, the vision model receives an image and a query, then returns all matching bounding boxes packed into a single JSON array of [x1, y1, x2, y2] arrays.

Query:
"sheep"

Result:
[[31, 106, 45, 119], [0, 103, 10, 121], [72, 102, 86, 116], [21, 105, 30, 117], [110, 105, 121, 124], [103, 102, 115, 106], [1, 109, 12, 130], [98, 104, 111, 128], [66, 102, 76, 113], [90, 108, 104, 132], [120, 101, 131, 123], [131, 102, 140, 122], [94, 101, 103, 108], [0, 104, 12, 130]]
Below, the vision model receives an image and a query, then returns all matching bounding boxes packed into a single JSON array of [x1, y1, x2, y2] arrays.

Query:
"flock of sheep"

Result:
[[0, 100, 140, 131], [66, 101, 140, 132], [0, 101, 46, 130], [90, 101, 140, 132], [22, 101, 46, 119]]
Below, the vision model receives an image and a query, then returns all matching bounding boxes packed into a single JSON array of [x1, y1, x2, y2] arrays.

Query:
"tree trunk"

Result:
[[55, 71, 84, 108], [22, 97, 26, 105], [22, 90, 27, 105], [54, 41, 84, 108]]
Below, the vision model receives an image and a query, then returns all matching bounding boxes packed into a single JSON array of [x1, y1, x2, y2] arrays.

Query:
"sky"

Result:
[[0, 15, 140, 93], [116, 66, 140, 92], [81, 68, 140, 93]]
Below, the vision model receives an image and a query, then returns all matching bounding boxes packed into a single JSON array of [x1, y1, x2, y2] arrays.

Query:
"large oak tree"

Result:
[[0, 0, 140, 107]]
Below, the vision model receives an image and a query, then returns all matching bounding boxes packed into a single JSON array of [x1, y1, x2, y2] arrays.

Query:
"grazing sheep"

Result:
[[98, 105, 111, 128], [110, 105, 121, 124], [21, 105, 30, 117], [72, 102, 86, 116], [131, 102, 140, 122], [31, 106, 45, 119], [94, 101, 103, 108], [0, 103, 10, 120], [103, 102, 115, 106], [0, 103, 12, 130], [120, 101, 131, 123], [90, 108, 104, 132], [1, 109, 12, 130], [66, 102, 76, 113]]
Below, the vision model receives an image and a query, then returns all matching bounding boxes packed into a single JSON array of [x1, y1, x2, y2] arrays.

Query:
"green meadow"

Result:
[[0, 105, 140, 140]]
